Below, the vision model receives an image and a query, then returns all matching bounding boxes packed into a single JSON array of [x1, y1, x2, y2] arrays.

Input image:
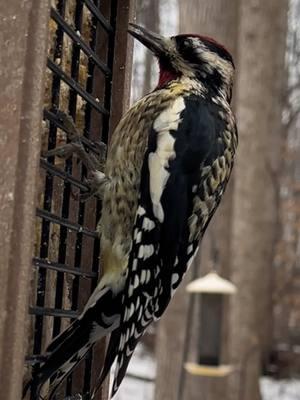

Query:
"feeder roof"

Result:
[[186, 272, 237, 294]]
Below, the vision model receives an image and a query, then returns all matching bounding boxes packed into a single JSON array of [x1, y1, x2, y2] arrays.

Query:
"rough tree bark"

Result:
[[227, 1, 288, 400], [155, 1, 238, 400]]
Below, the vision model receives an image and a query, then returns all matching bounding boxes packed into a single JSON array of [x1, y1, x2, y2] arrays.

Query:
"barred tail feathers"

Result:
[[23, 285, 122, 399], [23, 320, 90, 400]]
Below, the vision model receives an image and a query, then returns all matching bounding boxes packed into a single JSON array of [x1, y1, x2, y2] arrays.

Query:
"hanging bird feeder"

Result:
[[184, 271, 237, 377]]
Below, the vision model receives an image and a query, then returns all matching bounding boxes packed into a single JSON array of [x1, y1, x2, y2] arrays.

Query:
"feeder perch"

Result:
[[184, 272, 237, 377]]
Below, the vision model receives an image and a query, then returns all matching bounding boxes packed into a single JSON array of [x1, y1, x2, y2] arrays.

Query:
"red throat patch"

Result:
[[157, 68, 180, 89]]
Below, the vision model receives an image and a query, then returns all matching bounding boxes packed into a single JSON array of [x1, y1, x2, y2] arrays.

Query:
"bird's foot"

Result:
[[43, 111, 107, 173], [43, 111, 108, 201], [72, 171, 108, 202]]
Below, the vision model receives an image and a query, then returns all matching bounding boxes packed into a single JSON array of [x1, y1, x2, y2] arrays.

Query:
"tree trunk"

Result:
[[154, 271, 192, 400], [227, 2, 288, 400], [179, 2, 239, 399], [155, 1, 238, 400]]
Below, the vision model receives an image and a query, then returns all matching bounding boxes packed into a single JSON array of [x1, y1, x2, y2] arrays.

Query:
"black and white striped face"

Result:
[[173, 35, 234, 78], [174, 35, 234, 67], [128, 24, 235, 101], [168, 34, 235, 100]]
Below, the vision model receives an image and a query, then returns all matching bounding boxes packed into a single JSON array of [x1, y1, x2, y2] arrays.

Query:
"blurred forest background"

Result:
[[115, 0, 300, 400]]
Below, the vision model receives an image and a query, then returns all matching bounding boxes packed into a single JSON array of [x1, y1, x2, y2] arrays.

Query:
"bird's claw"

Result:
[[55, 110, 80, 140]]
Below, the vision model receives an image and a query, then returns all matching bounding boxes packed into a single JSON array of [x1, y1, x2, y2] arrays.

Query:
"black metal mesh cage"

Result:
[[23, 1, 127, 398]]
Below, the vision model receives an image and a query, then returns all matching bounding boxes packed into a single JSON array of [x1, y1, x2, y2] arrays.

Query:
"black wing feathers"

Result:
[[159, 98, 216, 279]]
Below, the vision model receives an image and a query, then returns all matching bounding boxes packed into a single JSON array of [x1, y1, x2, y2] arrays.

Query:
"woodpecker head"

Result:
[[128, 23, 235, 102]]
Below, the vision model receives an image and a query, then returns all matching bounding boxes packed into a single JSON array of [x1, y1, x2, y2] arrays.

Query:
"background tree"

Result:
[[227, 1, 288, 400], [130, 1, 295, 399], [267, 0, 300, 381], [155, 1, 289, 400], [155, 1, 239, 400]]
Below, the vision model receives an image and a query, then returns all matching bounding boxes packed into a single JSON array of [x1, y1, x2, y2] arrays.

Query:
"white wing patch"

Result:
[[148, 97, 185, 222], [153, 97, 185, 132], [148, 153, 169, 222]]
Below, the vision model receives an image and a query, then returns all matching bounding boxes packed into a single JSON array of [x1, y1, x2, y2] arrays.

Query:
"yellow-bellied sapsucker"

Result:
[[24, 23, 238, 399]]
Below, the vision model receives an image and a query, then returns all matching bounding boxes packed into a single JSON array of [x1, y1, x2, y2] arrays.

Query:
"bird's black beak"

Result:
[[128, 23, 167, 57]]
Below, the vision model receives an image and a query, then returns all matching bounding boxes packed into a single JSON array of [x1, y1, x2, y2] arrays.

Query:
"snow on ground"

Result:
[[260, 377, 300, 400], [113, 375, 154, 400], [110, 344, 300, 400], [112, 343, 156, 400]]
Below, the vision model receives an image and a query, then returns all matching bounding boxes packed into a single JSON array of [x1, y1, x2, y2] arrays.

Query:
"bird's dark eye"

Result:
[[175, 34, 234, 68], [175, 37, 191, 55], [175, 36, 201, 66]]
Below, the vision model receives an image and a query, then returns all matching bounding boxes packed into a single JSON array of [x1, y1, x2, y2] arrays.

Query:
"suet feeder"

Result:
[[184, 271, 237, 377]]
